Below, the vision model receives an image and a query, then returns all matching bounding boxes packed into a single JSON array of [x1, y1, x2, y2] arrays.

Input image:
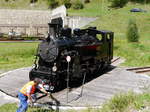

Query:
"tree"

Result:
[[126, 19, 140, 42], [30, 0, 38, 4], [72, 0, 84, 10], [129, 0, 150, 3], [59, 0, 72, 9], [48, 0, 59, 9], [84, 0, 90, 3], [109, 0, 128, 8]]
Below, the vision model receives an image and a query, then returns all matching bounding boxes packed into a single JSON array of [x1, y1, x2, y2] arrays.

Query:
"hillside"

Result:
[[0, 0, 149, 67]]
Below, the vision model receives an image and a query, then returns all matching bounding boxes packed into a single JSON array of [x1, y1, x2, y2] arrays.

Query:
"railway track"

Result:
[[111, 57, 125, 66], [127, 66, 150, 73], [111, 57, 121, 63]]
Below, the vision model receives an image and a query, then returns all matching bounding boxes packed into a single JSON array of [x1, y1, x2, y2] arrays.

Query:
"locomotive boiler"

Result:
[[29, 17, 114, 91]]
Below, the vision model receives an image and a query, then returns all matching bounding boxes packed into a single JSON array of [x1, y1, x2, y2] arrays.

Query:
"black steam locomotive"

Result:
[[29, 17, 114, 91]]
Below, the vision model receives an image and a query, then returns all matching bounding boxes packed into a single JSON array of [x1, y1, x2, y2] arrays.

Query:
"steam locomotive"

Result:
[[29, 17, 114, 91]]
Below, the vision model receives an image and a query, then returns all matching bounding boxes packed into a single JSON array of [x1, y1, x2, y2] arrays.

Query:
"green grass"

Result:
[[99, 92, 150, 112], [68, 0, 106, 17], [0, 42, 39, 71], [0, 103, 53, 112], [0, 92, 150, 112]]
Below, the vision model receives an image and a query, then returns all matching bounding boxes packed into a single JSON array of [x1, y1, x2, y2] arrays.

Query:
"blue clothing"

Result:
[[16, 92, 28, 112]]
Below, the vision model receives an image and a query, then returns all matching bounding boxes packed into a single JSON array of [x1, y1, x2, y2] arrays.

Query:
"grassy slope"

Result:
[[0, 0, 149, 68], [69, 0, 150, 67], [68, 0, 104, 17], [0, 42, 39, 71]]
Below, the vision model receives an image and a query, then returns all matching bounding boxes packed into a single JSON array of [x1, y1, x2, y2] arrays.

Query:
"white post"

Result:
[[66, 56, 71, 103]]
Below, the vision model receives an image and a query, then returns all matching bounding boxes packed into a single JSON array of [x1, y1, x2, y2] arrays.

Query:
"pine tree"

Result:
[[127, 19, 140, 42]]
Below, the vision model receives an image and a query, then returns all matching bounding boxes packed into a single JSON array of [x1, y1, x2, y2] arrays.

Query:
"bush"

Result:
[[48, 0, 59, 9], [72, 0, 84, 10], [60, 0, 72, 9], [129, 0, 150, 3], [23, 36, 38, 40], [109, 0, 128, 8], [127, 19, 140, 42], [101, 92, 136, 112], [84, 0, 90, 3], [30, 0, 38, 3]]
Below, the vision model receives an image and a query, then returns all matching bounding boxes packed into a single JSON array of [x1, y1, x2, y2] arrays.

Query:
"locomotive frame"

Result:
[[29, 17, 114, 91]]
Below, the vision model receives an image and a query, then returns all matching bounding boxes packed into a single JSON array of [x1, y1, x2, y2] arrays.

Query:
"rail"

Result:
[[111, 57, 120, 63], [127, 66, 150, 73]]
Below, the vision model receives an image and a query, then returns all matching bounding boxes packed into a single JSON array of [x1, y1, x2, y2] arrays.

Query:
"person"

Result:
[[16, 78, 48, 112]]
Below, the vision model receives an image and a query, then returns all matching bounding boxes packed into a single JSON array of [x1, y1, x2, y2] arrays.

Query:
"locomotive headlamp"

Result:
[[66, 56, 71, 62], [50, 86, 54, 91], [52, 63, 57, 72]]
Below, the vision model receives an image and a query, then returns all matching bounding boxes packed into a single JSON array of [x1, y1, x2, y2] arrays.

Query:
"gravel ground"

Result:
[[0, 63, 150, 109], [0, 91, 18, 106]]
